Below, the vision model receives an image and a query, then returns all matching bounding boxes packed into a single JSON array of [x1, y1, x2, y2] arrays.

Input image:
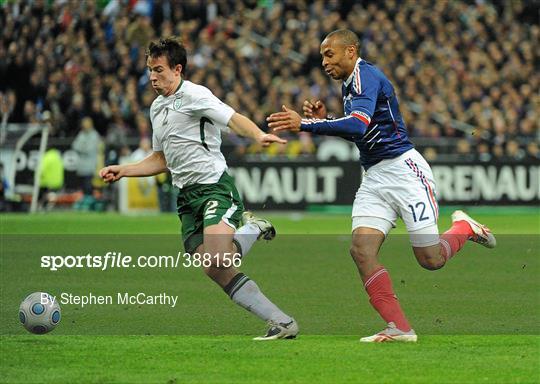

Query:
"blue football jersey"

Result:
[[300, 58, 414, 169], [343, 59, 413, 168]]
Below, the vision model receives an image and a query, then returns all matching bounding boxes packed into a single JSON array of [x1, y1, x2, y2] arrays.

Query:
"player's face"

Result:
[[147, 55, 182, 96], [320, 37, 356, 81]]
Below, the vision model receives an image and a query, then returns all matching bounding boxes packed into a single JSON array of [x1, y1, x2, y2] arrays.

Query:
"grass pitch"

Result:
[[1, 209, 539, 383]]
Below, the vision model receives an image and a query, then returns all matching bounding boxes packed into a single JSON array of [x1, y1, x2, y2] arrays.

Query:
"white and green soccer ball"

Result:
[[19, 292, 61, 334]]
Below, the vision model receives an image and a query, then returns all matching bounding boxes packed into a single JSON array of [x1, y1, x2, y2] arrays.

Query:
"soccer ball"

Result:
[[19, 292, 61, 334]]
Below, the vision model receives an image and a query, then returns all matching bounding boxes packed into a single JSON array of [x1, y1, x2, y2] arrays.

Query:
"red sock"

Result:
[[363, 267, 411, 332], [439, 220, 473, 261]]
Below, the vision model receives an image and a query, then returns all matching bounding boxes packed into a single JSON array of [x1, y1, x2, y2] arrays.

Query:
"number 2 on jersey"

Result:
[[205, 200, 219, 217], [199, 117, 214, 151], [408, 202, 429, 222]]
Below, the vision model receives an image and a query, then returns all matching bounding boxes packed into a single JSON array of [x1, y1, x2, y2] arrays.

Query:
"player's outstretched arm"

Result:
[[267, 105, 302, 133], [99, 151, 167, 183], [228, 112, 287, 147], [268, 105, 367, 138]]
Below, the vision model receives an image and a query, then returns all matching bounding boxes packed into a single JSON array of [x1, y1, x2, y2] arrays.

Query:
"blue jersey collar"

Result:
[[344, 57, 362, 87]]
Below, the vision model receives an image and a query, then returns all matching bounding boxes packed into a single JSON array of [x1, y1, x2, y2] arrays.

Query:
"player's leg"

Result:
[[200, 221, 297, 340], [232, 211, 276, 259], [183, 174, 297, 340], [438, 210, 496, 259], [410, 225, 446, 271], [209, 172, 275, 259], [199, 221, 238, 284], [397, 151, 448, 269], [351, 223, 417, 342], [411, 212, 496, 269], [351, 182, 417, 342], [350, 227, 385, 279], [402, 152, 496, 269]]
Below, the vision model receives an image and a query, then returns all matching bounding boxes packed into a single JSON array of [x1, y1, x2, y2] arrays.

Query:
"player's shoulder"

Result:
[[177, 80, 219, 108], [359, 60, 387, 80], [356, 59, 394, 94], [182, 80, 214, 99]]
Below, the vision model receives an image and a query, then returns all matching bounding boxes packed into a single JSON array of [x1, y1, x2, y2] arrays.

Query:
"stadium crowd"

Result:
[[1, 0, 538, 162]]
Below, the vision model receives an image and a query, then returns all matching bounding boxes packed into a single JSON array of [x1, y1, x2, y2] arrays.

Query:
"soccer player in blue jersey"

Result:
[[267, 29, 496, 342]]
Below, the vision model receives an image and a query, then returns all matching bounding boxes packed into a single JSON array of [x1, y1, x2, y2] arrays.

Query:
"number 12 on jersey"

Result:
[[408, 202, 429, 222]]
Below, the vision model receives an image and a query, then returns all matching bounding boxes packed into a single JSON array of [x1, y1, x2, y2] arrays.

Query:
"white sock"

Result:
[[233, 223, 260, 258], [224, 273, 292, 324]]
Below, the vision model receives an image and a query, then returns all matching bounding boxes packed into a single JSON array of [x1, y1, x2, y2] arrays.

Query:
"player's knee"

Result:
[[200, 250, 236, 270], [418, 256, 445, 271], [202, 265, 226, 280], [349, 244, 375, 265], [203, 257, 226, 270], [413, 245, 445, 271]]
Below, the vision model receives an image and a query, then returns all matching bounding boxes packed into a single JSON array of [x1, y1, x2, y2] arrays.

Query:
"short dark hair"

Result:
[[326, 29, 360, 55], [146, 37, 187, 73]]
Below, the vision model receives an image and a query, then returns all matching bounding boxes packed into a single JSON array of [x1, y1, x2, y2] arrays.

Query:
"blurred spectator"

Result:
[[38, 147, 64, 210], [126, 15, 154, 49], [476, 142, 492, 163], [89, 98, 110, 136], [131, 137, 152, 162], [0, 162, 8, 211], [1, 0, 537, 159], [134, 112, 150, 138], [423, 147, 438, 162], [525, 142, 539, 161], [72, 117, 100, 196], [105, 109, 130, 166], [505, 140, 526, 162], [492, 144, 505, 161], [23, 100, 39, 123], [286, 133, 316, 158], [456, 139, 475, 161], [65, 93, 86, 136], [0, 90, 17, 124]]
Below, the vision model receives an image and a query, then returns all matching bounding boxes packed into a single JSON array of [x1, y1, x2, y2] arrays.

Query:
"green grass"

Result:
[[2, 206, 539, 234], [1, 210, 539, 383], [1, 336, 538, 383]]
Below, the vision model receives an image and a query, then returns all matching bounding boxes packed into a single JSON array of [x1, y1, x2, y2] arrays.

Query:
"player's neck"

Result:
[[164, 78, 183, 97], [343, 57, 360, 82]]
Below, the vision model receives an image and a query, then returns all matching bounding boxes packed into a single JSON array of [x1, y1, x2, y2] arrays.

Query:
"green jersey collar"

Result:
[[174, 79, 183, 94]]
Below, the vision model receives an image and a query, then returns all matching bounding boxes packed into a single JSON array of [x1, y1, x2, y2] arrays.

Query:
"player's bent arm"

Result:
[[227, 112, 286, 147], [121, 151, 167, 177], [227, 112, 265, 141], [100, 151, 167, 182]]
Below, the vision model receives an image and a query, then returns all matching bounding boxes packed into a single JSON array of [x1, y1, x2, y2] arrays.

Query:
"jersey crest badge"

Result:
[[173, 96, 182, 110]]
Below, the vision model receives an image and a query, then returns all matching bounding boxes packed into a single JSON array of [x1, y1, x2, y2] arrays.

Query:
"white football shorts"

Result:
[[352, 149, 440, 247]]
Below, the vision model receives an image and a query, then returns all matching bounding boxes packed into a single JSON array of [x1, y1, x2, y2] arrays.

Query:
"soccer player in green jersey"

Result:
[[100, 37, 298, 340]]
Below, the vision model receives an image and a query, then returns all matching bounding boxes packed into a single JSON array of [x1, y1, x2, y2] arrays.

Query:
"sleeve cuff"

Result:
[[299, 122, 313, 132]]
